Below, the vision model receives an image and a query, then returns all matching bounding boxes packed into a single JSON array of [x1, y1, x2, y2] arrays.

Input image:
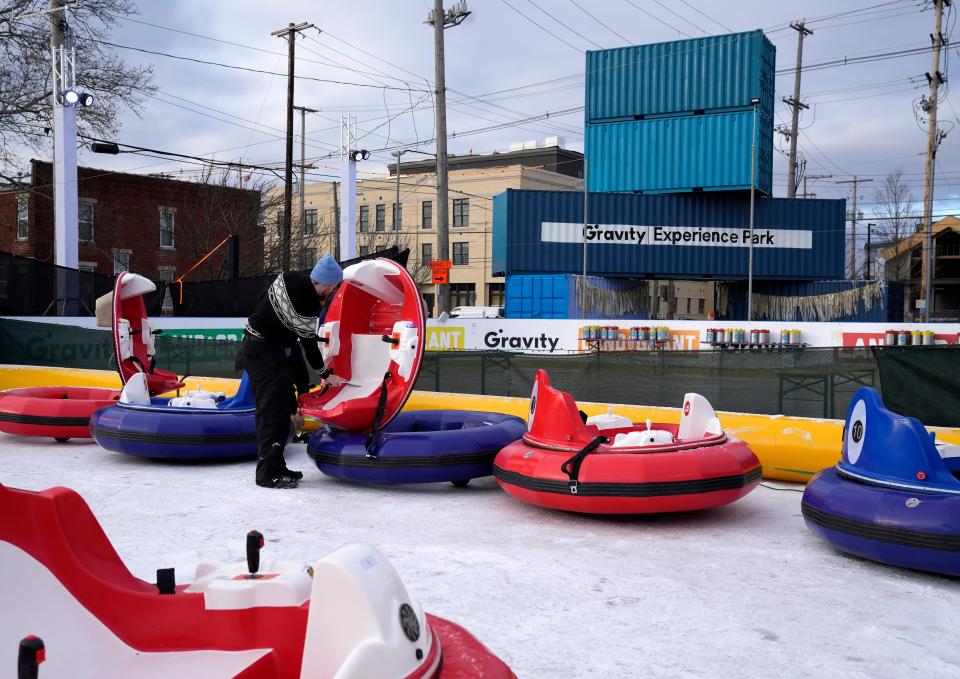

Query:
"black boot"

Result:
[[256, 443, 299, 488]]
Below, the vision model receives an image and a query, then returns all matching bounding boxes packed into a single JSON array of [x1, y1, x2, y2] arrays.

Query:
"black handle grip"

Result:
[[381, 334, 399, 345], [247, 530, 263, 575], [18, 636, 44, 679]]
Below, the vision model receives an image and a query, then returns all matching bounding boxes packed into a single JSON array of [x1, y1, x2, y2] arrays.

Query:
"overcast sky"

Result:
[[53, 0, 960, 224]]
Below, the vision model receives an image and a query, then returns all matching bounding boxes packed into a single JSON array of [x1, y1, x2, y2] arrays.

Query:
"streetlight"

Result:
[[392, 150, 408, 246], [747, 97, 760, 323]]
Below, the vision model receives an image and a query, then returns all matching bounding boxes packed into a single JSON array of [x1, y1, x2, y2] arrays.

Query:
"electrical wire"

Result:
[[497, 0, 585, 53], [565, 0, 633, 44]]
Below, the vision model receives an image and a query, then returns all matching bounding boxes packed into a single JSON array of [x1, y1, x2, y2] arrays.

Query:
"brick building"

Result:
[[0, 160, 264, 283]]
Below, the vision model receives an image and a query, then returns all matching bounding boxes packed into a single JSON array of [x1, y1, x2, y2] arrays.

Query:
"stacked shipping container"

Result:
[[584, 30, 775, 195]]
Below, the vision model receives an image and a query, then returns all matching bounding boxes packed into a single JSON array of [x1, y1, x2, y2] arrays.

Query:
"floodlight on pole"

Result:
[[350, 149, 370, 162]]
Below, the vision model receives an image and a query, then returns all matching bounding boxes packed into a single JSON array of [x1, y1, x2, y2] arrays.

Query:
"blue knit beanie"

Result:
[[310, 254, 343, 285]]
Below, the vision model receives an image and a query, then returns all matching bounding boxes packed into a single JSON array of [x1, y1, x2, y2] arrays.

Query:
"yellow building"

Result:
[[266, 145, 583, 316]]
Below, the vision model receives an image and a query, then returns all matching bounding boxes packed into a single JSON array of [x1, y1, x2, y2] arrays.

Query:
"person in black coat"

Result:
[[239, 254, 344, 488]]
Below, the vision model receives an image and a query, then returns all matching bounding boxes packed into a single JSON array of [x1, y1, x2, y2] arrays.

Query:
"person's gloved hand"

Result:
[[326, 374, 347, 387], [290, 413, 305, 430]]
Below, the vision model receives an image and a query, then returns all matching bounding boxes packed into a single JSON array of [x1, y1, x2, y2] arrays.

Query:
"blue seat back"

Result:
[[219, 372, 255, 410], [839, 387, 956, 488]]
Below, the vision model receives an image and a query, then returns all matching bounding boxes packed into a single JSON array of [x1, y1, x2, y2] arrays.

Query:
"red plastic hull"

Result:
[[0, 387, 120, 439], [299, 258, 425, 432], [0, 483, 512, 677], [494, 438, 762, 514]]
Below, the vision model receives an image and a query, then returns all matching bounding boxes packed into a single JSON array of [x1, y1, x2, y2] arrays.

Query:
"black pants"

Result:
[[240, 336, 295, 484]]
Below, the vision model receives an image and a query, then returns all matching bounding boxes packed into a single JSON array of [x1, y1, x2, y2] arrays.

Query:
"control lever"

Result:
[[246, 530, 264, 579], [18, 636, 44, 679]]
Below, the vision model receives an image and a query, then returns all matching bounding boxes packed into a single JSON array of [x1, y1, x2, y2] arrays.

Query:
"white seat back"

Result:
[[317, 320, 341, 364], [119, 372, 150, 405], [299, 543, 433, 679], [387, 321, 419, 381], [678, 393, 722, 439], [141, 317, 156, 357], [116, 319, 134, 361], [343, 260, 404, 306]]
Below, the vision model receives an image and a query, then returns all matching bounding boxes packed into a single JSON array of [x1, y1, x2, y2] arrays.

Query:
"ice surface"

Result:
[[2, 435, 959, 678]]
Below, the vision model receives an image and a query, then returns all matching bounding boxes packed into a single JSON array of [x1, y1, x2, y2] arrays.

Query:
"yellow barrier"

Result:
[[5, 365, 960, 484], [404, 391, 960, 484], [0, 364, 240, 395]]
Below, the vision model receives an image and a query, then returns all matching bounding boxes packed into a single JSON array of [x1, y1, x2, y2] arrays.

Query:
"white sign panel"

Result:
[[541, 222, 813, 249]]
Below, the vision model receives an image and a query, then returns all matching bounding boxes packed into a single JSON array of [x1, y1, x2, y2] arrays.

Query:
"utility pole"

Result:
[[271, 21, 314, 271], [784, 22, 813, 198], [392, 150, 408, 247], [801, 174, 832, 198], [866, 223, 874, 280], [427, 0, 470, 314], [921, 0, 950, 320], [837, 176, 872, 280], [293, 104, 318, 268]]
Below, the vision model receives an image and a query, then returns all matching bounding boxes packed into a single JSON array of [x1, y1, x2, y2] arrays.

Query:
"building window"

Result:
[[16, 193, 28, 239], [304, 208, 317, 235], [78, 199, 95, 243], [422, 201, 432, 230], [359, 245, 370, 256], [421, 243, 433, 266], [393, 202, 402, 229], [449, 283, 476, 307], [275, 211, 285, 234], [453, 241, 469, 265], [359, 205, 370, 232], [78, 261, 97, 274], [698, 298, 705, 315], [453, 198, 469, 227], [112, 249, 131, 274], [375, 204, 386, 231], [158, 266, 176, 314], [686, 297, 692, 314], [159, 206, 175, 249], [488, 283, 505, 307]]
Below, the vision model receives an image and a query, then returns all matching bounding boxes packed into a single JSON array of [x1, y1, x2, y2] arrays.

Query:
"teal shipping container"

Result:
[[585, 110, 773, 194], [585, 30, 776, 123]]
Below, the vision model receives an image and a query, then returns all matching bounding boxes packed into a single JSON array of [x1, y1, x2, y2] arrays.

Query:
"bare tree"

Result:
[[0, 0, 154, 182], [872, 168, 919, 263]]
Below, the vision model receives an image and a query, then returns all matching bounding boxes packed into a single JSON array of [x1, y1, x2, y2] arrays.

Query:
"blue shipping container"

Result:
[[585, 110, 773, 195], [505, 274, 650, 319], [585, 30, 776, 123], [492, 190, 845, 281]]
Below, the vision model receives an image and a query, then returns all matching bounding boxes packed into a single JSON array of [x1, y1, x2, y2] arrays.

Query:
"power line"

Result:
[[621, 0, 691, 38], [88, 38, 431, 91], [677, 0, 733, 33], [650, 0, 709, 35], [565, 0, 633, 44], [521, 0, 602, 48], [497, 0, 585, 53]]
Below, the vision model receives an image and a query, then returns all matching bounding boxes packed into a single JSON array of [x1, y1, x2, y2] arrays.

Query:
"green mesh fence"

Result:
[[873, 345, 960, 427], [416, 348, 880, 420], [4, 318, 957, 423], [0, 318, 241, 378]]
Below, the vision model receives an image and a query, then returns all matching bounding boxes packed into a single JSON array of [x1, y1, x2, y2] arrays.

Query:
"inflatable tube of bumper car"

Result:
[[0, 386, 120, 441], [90, 272, 257, 459], [802, 387, 960, 576], [308, 410, 526, 485], [494, 370, 762, 514]]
